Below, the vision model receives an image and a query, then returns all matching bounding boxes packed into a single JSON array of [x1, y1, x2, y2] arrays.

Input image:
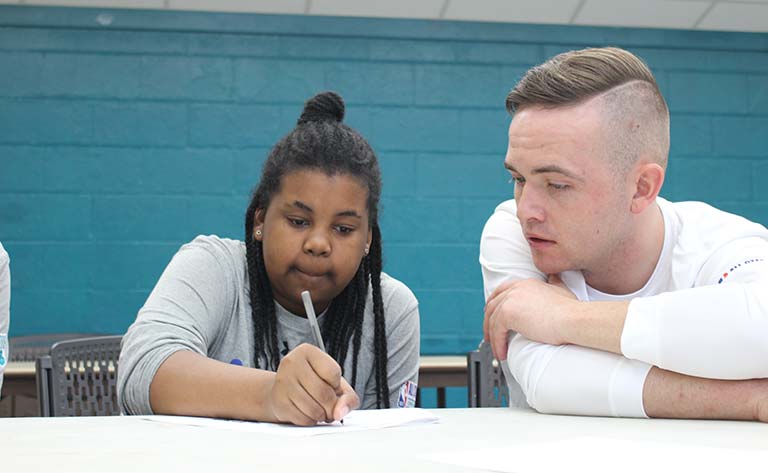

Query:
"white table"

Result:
[[4, 408, 767, 472]]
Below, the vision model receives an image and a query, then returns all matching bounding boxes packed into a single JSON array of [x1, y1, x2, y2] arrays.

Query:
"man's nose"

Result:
[[303, 229, 331, 257], [516, 185, 546, 223]]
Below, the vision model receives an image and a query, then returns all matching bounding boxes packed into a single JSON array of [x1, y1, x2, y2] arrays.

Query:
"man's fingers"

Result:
[[490, 317, 510, 361], [486, 279, 517, 304], [484, 282, 515, 341], [488, 301, 512, 361]]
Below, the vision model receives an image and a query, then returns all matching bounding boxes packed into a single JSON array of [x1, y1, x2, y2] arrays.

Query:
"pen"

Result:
[[301, 290, 326, 353], [301, 290, 343, 425]]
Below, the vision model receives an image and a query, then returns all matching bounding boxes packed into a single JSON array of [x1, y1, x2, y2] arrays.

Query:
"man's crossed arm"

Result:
[[484, 276, 768, 422]]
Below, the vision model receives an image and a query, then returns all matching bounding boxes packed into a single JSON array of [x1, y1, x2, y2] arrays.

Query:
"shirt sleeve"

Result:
[[622, 236, 768, 379], [118, 238, 237, 415], [480, 202, 651, 418], [361, 276, 420, 410]]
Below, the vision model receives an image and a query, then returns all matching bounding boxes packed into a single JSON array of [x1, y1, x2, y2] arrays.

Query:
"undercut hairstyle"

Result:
[[506, 47, 670, 174], [243, 91, 391, 408]]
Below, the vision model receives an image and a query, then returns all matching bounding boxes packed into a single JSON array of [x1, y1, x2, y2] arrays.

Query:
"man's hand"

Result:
[[484, 275, 578, 361], [268, 343, 360, 426]]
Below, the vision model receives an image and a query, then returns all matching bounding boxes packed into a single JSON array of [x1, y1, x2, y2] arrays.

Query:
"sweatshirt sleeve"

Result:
[[622, 237, 768, 379], [480, 202, 651, 418], [118, 237, 238, 415]]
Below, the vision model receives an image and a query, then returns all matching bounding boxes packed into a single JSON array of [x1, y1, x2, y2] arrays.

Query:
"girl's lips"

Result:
[[293, 267, 331, 280]]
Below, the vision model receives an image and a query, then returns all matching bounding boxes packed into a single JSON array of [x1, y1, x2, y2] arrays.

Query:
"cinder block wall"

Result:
[[1, 6, 767, 357]]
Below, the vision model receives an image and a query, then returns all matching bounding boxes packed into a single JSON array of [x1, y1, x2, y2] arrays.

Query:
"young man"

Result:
[[480, 47, 768, 421]]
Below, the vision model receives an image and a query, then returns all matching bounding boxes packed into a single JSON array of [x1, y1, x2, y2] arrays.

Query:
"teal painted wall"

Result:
[[2, 6, 768, 359]]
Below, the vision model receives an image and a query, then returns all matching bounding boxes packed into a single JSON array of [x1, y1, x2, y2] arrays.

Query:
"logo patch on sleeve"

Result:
[[717, 258, 765, 284]]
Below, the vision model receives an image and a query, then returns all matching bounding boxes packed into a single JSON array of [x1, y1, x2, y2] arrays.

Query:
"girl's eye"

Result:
[[334, 225, 354, 234], [288, 217, 309, 227]]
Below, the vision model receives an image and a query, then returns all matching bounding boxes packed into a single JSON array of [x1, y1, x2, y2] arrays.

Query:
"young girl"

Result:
[[118, 92, 420, 425]]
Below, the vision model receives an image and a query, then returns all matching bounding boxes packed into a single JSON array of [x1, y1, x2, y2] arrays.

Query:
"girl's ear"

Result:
[[365, 226, 373, 256], [253, 209, 265, 241]]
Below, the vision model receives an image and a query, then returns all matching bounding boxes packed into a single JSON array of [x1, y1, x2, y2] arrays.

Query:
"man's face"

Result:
[[504, 100, 634, 276]]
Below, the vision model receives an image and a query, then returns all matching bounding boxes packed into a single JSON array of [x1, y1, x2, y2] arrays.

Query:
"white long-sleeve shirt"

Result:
[[479, 197, 768, 417]]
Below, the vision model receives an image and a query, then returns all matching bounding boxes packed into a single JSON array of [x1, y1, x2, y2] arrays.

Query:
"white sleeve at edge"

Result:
[[622, 237, 768, 379], [508, 335, 650, 417], [480, 203, 651, 418]]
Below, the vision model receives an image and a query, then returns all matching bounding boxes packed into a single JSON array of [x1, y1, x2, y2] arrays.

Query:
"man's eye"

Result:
[[509, 176, 525, 185], [548, 183, 569, 191]]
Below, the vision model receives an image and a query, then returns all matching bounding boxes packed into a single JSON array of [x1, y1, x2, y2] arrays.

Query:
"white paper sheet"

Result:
[[140, 408, 439, 436], [423, 436, 768, 473]]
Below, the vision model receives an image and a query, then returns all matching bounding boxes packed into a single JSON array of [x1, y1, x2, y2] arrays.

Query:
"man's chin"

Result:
[[531, 257, 570, 276]]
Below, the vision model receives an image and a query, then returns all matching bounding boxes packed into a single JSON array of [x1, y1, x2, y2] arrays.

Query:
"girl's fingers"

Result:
[[305, 346, 343, 391], [289, 379, 331, 425], [333, 378, 360, 421], [298, 361, 339, 422]]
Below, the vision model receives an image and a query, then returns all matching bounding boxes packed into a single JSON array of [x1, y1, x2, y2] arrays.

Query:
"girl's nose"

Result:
[[303, 230, 331, 257]]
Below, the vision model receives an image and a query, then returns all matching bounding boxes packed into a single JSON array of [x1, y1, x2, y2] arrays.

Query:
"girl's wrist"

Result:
[[260, 374, 280, 423]]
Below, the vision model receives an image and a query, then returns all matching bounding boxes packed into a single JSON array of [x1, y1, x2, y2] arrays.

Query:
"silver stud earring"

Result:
[[364, 245, 369, 255], [255, 229, 262, 237]]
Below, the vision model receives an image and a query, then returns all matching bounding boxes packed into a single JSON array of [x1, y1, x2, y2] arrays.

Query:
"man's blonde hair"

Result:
[[506, 47, 670, 172]]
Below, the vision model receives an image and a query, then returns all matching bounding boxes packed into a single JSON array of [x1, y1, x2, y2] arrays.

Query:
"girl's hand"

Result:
[[333, 377, 360, 421], [268, 343, 359, 426]]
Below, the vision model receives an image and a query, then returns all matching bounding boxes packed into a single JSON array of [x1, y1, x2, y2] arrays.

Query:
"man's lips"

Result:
[[525, 234, 556, 247]]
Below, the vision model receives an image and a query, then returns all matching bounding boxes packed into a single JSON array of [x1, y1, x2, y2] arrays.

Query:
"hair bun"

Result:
[[297, 91, 345, 125]]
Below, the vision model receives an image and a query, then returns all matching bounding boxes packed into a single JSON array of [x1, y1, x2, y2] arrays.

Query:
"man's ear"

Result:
[[631, 162, 665, 214], [253, 209, 265, 241]]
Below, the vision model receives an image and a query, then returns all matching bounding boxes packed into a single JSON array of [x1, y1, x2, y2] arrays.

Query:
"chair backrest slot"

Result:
[[35, 335, 122, 417]]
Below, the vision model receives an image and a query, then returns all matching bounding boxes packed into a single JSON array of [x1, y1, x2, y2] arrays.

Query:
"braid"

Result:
[[244, 202, 280, 370], [323, 258, 366, 387], [350, 254, 368, 392], [368, 224, 389, 408]]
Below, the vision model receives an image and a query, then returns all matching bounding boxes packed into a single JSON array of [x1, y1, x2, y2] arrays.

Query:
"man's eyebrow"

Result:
[[504, 163, 583, 181], [288, 200, 362, 219], [532, 165, 583, 181]]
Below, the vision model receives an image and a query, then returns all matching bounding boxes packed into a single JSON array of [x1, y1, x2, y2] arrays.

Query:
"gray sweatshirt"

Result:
[[118, 235, 420, 414]]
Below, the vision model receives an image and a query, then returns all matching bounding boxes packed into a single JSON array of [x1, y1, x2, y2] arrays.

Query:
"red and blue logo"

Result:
[[718, 258, 765, 284]]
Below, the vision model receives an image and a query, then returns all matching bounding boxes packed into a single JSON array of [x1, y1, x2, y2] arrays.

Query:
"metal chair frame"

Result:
[[467, 340, 509, 407]]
